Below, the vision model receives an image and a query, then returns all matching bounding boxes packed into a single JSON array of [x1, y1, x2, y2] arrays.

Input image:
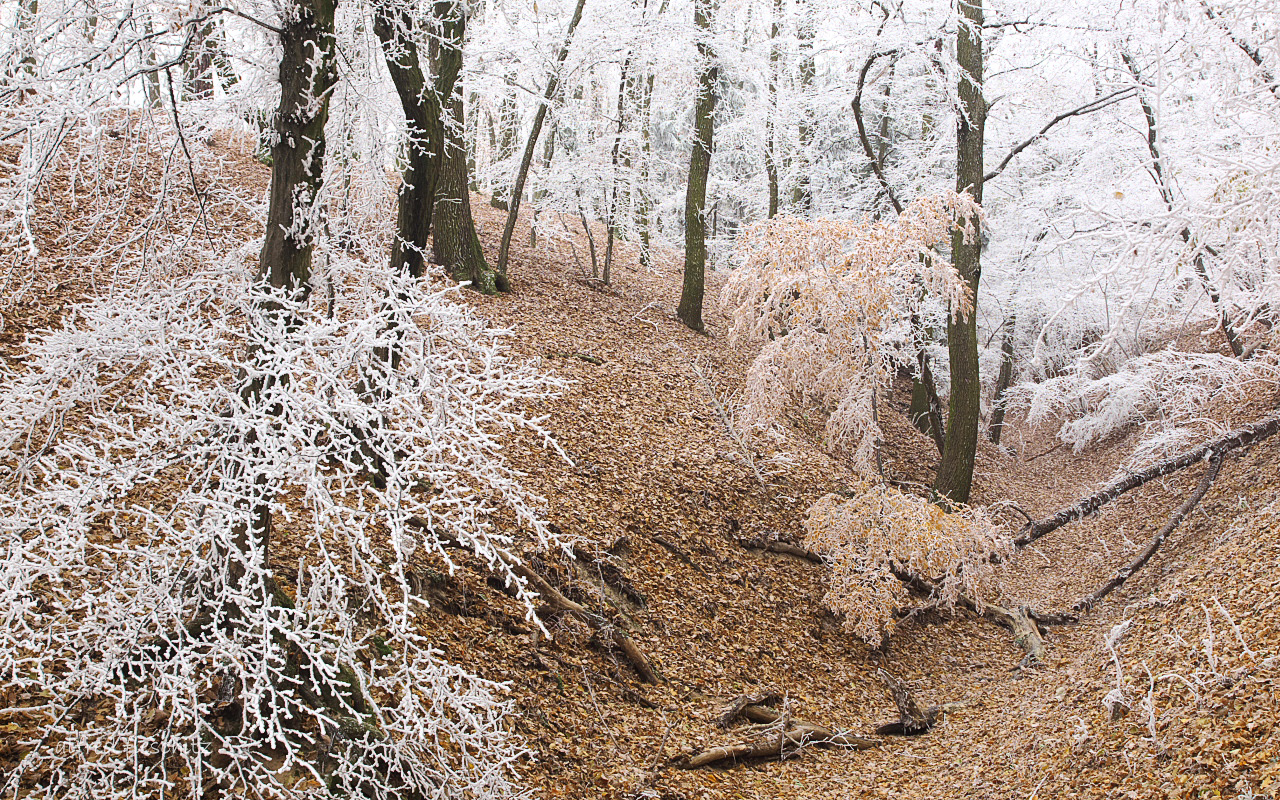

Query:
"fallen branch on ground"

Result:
[[1073, 453, 1223, 612], [407, 516, 661, 684], [1015, 415, 1279, 548], [737, 534, 823, 564], [679, 696, 879, 769]]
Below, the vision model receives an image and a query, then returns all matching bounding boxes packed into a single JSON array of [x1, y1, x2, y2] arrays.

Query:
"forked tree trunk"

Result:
[[374, 2, 462, 280], [933, 0, 985, 504], [677, 0, 718, 333], [495, 0, 589, 277]]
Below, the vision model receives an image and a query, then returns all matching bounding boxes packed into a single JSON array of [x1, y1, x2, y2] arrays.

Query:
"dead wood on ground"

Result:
[[1015, 415, 1278, 548], [679, 695, 880, 769], [1073, 453, 1223, 612], [407, 516, 661, 684], [737, 534, 823, 564]]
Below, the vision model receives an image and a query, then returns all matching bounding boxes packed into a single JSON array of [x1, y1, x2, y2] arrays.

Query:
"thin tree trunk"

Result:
[[1015, 414, 1280, 547], [489, 87, 517, 209], [987, 316, 1015, 445], [763, 0, 781, 219], [637, 69, 657, 269], [678, 0, 718, 333], [603, 53, 633, 285], [934, 0, 985, 504], [495, 0, 589, 277], [791, 1, 814, 213]]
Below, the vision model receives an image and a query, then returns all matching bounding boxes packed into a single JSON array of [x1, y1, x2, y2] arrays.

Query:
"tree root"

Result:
[[678, 696, 879, 769], [405, 516, 661, 684]]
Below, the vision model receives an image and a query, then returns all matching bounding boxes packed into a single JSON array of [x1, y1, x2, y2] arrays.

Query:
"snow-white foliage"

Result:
[[721, 192, 980, 473], [804, 483, 1010, 647], [0, 261, 565, 798], [1007, 349, 1280, 461]]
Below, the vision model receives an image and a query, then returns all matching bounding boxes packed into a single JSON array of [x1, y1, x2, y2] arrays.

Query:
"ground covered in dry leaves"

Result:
[[3, 134, 1276, 800]]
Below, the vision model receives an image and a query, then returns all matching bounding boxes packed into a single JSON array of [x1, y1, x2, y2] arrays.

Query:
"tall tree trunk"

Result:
[[374, 0, 464, 280], [933, 0, 985, 504], [603, 54, 633, 285], [489, 86, 518, 209], [431, 11, 506, 293], [678, 0, 718, 333], [637, 69, 657, 269], [791, 2, 814, 214], [243, 0, 338, 583], [495, 0, 589, 277], [763, 0, 781, 219]]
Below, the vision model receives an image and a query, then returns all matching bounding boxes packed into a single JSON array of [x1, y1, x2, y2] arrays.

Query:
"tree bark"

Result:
[[495, 0, 589, 277], [374, 1, 464, 280], [987, 315, 1015, 444], [763, 0, 781, 219], [790, 2, 814, 213], [678, 0, 718, 333], [430, 12, 506, 293], [933, 0, 985, 504], [603, 53, 634, 285]]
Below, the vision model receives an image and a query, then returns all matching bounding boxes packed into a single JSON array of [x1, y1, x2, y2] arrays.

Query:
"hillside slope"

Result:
[[3, 134, 1276, 800]]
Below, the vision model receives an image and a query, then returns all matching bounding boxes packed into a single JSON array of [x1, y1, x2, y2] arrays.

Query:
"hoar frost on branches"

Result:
[[805, 483, 1010, 647], [721, 192, 980, 472], [0, 261, 565, 798], [722, 193, 1008, 646]]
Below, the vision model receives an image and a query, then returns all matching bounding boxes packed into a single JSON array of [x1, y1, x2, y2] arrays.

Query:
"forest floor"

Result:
[[4, 132, 1278, 799]]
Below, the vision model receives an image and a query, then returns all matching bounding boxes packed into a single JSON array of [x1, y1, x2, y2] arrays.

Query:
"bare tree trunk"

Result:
[[790, 1, 814, 214], [763, 0, 781, 219], [495, 0, 589, 277], [603, 54, 633, 285], [678, 0, 718, 333], [431, 14, 505, 293], [488, 87, 517, 209], [987, 316, 1015, 445], [933, 0, 985, 504], [374, 1, 465, 281], [637, 69, 657, 269]]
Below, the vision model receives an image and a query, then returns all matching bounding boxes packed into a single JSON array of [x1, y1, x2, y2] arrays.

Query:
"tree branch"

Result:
[[982, 87, 1136, 184]]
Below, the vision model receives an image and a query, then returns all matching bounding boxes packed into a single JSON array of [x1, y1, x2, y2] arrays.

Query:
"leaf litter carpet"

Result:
[[2, 134, 1276, 799]]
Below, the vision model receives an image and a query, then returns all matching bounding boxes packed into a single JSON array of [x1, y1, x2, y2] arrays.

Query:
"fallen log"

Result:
[[680, 698, 879, 769], [737, 535, 823, 564], [1015, 415, 1278, 548], [1073, 453, 1222, 612]]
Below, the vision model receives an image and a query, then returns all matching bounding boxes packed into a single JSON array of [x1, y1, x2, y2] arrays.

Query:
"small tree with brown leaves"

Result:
[[722, 193, 1008, 644]]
